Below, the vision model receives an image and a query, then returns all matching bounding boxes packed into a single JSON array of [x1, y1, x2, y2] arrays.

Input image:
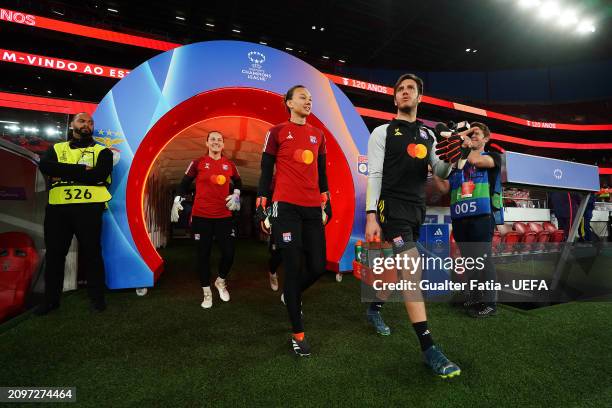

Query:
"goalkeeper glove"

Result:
[[225, 189, 241, 211]]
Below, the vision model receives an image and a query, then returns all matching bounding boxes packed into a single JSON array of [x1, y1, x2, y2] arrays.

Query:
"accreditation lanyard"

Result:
[[460, 163, 476, 198]]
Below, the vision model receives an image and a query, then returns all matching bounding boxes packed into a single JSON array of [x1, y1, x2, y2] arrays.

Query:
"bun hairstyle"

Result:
[[284, 85, 306, 113]]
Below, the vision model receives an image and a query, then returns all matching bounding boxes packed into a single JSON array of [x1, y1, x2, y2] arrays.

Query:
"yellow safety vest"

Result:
[[48, 141, 112, 205]]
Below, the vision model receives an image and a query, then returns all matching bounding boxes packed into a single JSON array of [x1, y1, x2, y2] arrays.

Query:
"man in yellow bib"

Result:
[[36, 112, 113, 314]]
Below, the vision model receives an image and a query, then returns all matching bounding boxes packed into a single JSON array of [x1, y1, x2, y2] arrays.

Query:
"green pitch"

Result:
[[1, 239, 611, 407]]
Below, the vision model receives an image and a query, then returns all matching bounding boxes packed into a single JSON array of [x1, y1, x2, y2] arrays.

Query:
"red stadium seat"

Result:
[[528, 222, 551, 252], [0, 232, 39, 322], [542, 221, 565, 250], [492, 231, 502, 255], [502, 232, 521, 254], [497, 224, 513, 236], [521, 231, 538, 253], [549, 230, 565, 250], [513, 222, 537, 253], [542, 221, 557, 232], [498, 224, 521, 254]]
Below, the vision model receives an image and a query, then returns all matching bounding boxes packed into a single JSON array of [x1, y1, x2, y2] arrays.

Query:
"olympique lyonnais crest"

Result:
[[358, 155, 368, 175], [393, 236, 404, 248]]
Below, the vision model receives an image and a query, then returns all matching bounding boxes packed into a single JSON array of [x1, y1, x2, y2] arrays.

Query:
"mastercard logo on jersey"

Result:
[[407, 143, 427, 159], [209, 174, 227, 185], [293, 149, 314, 164]]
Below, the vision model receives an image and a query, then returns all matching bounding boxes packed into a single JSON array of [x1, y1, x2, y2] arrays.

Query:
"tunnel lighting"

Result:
[[47, 90, 52, 94], [175, 16, 186, 21], [465, 48, 471, 52], [338, 59, 346, 63], [0, 120, 19, 124], [24, 127, 39, 133], [4, 125, 20, 132], [285, 47, 293, 51], [259, 41, 267, 45], [312, 25, 316, 30], [320, 27, 325, 31], [205, 23, 215, 27], [538, 2, 560, 19], [107, 8, 118, 13], [322, 55, 329, 59], [232, 29, 241, 33]]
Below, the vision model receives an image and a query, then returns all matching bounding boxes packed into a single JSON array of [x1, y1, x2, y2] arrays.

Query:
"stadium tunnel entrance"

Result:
[[130, 87, 355, 282]]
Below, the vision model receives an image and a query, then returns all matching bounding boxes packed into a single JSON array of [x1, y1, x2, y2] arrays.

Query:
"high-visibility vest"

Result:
[[48, 141, 112, 205]]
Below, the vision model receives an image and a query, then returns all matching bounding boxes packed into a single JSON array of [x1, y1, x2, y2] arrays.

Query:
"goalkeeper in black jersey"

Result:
[[365, 73, 465, 379]]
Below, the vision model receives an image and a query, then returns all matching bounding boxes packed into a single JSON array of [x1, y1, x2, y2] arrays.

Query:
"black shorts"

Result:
[[191, 216, 236, 241], [377, 197, 424, 254], [270, 201, 324, 249]]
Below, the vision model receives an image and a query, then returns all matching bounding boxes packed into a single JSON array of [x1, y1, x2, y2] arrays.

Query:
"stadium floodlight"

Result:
[[538, 2, 560, 19], [4, 125, 20, 132], [558, 10, 578, 26], [518, 0, 541, 9], [45, 127, 59, 136], [0, 120, 19, 124], [576, 20, 596, 33]]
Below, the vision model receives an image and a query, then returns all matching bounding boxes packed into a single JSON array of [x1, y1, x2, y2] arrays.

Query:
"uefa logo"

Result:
[[248, 51, 265, 65], [553, 169, 563, 179]]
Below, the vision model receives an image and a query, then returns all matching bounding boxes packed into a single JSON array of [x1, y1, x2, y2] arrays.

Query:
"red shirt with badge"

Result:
[[185, 155, 240, 218], [263, 121, 326, 207]]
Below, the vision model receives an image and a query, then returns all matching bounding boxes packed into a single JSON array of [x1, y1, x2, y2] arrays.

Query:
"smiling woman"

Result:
[[93, 40, 369, 290]]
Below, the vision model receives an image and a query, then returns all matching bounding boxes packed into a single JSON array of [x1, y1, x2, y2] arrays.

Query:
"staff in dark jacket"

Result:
[[36, 112, 113, 314]]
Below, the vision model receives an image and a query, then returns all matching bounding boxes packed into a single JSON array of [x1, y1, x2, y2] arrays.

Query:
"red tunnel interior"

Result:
[[126, 87, 355, 279]]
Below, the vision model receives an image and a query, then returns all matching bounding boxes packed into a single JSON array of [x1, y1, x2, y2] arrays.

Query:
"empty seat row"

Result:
[[494, 221, 564, 255]]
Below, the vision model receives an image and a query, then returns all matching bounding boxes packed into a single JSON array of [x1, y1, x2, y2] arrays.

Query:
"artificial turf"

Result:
[[1, 239, 611, 407]]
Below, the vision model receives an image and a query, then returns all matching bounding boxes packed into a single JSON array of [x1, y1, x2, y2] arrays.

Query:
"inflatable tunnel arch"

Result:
[[94, 40, 370, 289]]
